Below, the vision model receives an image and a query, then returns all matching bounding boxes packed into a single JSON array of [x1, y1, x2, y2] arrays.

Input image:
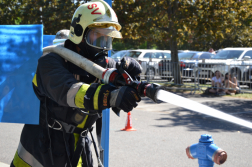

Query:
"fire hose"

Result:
[[43, 45, 160, 115], [43, 45, 252, 130]]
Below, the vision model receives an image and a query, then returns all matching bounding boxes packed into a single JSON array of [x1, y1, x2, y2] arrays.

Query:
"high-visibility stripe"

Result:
[[13, 142, 43, 167], [77, 113, 89, 129], [74, 112, 89, 146], [74, 112, 89, 167], [32, 74, 38, 87], [94, 85, 102, 110], [67, 82, 84, 107], [74, 84, 90, 108], [74, 113, 89, 146], [13, 151, 31, 167], [73, 133, 84, 167], [73, 112, 89, 147]]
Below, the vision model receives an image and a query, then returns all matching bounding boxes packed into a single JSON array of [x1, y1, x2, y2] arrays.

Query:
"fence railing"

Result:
[[140, 61, 252, 93]]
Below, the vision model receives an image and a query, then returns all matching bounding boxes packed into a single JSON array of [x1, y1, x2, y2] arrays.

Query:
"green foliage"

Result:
[[112, 0, 252, 84], [0, 0, 84, 35], [1, 0, 251, 84], [1, 0, 251, 49], [113, 0, 252, 51], [14, 17, 22, 25], [112, 38, 157, 50]]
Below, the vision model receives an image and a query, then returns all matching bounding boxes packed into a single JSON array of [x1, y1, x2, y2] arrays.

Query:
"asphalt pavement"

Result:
[[1, 93, 252, 167]]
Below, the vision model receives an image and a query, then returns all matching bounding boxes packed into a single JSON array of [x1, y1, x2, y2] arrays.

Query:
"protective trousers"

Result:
[[10, 121, 95, 167]]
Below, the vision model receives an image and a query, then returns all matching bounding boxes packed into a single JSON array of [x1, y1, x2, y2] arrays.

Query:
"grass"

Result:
[[226, 93, 252, 99], [153, 82, 252, 99]]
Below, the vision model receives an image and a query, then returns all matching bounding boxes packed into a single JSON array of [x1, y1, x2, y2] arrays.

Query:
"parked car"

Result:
[[180, 52, 214, 79], [134, 50, 171, 79], [194, 48, 252, 82], [111, 49, 119, 56], [111, 49, 171, 80], [158, 51, 213, 81], [110, 50, 129, 62], [243, 66, 252, 88]]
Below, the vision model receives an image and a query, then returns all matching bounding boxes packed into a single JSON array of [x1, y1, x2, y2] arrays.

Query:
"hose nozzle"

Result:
[[135, 82, 161, 103]]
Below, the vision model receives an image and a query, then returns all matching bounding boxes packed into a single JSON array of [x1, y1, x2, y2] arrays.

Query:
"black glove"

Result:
[[116, 57, 142, 80], [84, 83, 116, 112], [110, 86, 141, 114]]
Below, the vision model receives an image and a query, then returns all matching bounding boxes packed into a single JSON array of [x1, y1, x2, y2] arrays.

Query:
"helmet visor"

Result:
[[88, 26, 122, 38], [85, 28, 113, 50]]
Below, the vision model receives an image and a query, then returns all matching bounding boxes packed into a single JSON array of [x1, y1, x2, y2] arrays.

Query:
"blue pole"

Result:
[[101, 1, 112, 167], [101, 108, 110, 167]]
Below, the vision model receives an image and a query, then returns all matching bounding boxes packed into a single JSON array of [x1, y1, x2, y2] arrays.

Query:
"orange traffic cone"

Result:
[[121, 112, 136, 131]]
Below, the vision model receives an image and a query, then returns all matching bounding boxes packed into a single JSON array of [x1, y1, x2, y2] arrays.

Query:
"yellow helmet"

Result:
[[69, 0, 122, 46]]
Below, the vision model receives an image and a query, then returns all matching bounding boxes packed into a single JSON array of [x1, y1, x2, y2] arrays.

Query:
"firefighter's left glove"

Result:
[[110, 86, 141, 113], [116, 57, 142, 80]]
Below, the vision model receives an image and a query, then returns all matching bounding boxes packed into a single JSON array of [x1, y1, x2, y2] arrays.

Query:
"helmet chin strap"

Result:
[[77, 39, 103, 60], [94, 47, 108, 57]]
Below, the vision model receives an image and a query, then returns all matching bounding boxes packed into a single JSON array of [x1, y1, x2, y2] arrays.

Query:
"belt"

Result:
[[48, 118, 88, 135]]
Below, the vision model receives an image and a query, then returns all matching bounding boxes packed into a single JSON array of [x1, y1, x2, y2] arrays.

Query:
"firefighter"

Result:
[[11, 0, 141, 167]]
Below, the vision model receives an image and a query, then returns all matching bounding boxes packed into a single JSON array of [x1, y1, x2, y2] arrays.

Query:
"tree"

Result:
[[1, 0, 251, 83], [0, 0, 22, 25], [113, 0, 252, 84], [0, 0, 84, 35], [186, 0, 252, 50]]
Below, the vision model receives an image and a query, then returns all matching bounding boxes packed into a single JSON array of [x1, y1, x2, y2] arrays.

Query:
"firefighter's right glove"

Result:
[[110, 86, 141, 113], [83, 83, 116, 112]]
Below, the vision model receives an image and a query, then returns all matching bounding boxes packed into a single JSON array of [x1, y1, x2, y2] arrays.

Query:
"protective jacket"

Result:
[[11, 44, 119, 167]]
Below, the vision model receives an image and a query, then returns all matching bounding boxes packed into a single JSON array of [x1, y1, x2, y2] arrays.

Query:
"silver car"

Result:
[[110, 50, 129, 62], [110, 49, 171, 80]]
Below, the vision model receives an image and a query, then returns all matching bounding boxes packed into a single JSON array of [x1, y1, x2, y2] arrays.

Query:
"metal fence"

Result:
[[140, 61, 252, 93]]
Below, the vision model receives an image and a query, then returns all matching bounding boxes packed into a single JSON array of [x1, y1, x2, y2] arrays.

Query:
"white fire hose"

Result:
[[43, 45, 106, 79], [43, 44, 252, 130]]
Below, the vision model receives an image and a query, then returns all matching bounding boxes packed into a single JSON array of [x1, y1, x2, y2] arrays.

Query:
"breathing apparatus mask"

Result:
[[77, 26, 121, 60]]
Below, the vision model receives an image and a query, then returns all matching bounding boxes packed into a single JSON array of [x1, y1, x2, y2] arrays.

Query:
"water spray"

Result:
[[43, 45, 252, 129]]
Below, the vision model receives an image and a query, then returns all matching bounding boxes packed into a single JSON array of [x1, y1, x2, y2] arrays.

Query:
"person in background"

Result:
[[224, 73, 240, 95], [53, 29, 70, 45], [209, 70, 225, 95], [209, 48, 216, 54], [43, 30, 70, 57]]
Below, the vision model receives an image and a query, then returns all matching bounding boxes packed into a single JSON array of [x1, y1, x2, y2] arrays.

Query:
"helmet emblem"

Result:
[[71, 14, 83, 37], [71, 14, 82, 27]]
